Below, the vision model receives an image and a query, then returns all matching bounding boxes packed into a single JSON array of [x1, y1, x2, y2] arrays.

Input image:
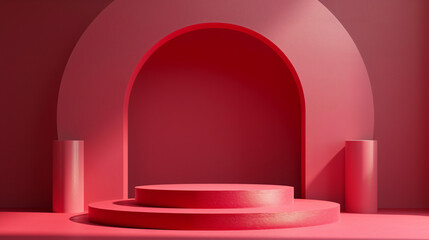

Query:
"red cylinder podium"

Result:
[[345, 140, 378, 213], [53, 140, 84, 213]]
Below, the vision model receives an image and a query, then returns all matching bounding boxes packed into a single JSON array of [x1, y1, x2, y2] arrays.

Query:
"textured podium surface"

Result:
[[89, 184, 339, 230], [135, 184, 294, 208], [89, 199, 339, 230]]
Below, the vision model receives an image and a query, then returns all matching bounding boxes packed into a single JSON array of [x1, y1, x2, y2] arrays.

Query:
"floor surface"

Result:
[[1, 209, 428, 240]]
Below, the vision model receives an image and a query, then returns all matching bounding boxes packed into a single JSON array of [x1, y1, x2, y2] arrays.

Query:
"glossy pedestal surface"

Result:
[[52, 140, 84, 213], [88, 184, 339, 230], [345, 140, 378, 213]]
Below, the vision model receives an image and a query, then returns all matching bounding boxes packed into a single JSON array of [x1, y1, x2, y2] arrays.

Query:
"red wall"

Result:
[[128, 28, 301, 197], [0, 0, 428, 209], [0, 0, 112, 210], [321, 0, 429, 208]]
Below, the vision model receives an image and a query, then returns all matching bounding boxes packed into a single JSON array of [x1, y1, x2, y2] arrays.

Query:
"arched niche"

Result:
[[57, 0, 374, 208], [127, 24, 303, 198]]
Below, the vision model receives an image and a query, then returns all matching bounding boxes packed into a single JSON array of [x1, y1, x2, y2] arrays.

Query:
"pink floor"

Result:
[[1, 210, 428, 240]]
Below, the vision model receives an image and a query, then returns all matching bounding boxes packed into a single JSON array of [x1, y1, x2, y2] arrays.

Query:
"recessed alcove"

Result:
[[128, 27, 302, 197]]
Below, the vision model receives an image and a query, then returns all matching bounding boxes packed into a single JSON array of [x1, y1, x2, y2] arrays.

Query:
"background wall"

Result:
[[0, 0, 428, 209], [321, 0, 429, 208], [0, 0, 112, 211]]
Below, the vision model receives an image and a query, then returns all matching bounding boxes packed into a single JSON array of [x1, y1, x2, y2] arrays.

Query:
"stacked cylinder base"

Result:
[[88, 184, 340, 230]]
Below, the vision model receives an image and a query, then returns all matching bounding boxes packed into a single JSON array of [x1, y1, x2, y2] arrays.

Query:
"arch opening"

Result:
[[126, 24, 304, 198]]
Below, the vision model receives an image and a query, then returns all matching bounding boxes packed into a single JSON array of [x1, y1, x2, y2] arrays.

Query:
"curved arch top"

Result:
[[57, 0, 374, 207], [124, 22, 305, 120]]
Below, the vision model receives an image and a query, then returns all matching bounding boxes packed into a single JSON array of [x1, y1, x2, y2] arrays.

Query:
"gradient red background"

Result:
[[0, 0, 428, 210]]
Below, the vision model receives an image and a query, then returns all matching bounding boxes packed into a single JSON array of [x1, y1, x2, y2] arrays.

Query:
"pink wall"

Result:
[[56, 0, 373, 208], [128, 28, 301, 197], [321, 0, 429, 208], [0, 0, 427, 210], [0, 0, 112, 210]]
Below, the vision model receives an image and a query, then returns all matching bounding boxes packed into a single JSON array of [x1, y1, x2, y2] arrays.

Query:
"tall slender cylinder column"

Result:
[[53, 140, 84, 213], [345, 140, 377, 213]]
